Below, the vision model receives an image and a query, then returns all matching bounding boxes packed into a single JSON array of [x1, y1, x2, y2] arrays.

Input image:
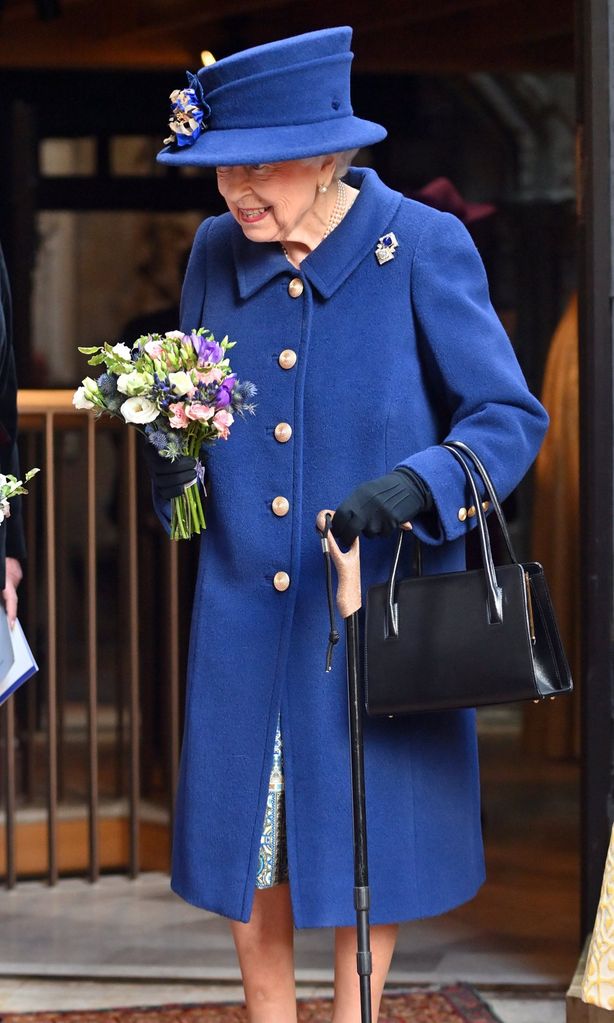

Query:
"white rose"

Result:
[[168, 371, 194, 396], [73, 385, 95, 410], [117, 370, 149, 396], [111, 342, 132, 362], [120, 396, 159, 424], [164, 330, 185, 339], [1, 500, 10, 520]]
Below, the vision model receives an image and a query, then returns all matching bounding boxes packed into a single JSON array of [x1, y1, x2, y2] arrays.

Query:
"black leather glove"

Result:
[[141, 440, 197, 500], [332, 468, 432, 548]]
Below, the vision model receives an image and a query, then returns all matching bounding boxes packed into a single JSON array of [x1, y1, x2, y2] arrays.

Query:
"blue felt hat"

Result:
[[156, 27, 387, 167]]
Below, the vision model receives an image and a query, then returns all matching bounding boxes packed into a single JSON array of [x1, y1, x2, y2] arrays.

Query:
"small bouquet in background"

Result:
[[73, 329, 256, 540], [0, 469, 40, 524]]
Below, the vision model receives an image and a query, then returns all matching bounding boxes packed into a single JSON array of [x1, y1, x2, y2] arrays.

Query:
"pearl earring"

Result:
[[318, 184, 328, 194]]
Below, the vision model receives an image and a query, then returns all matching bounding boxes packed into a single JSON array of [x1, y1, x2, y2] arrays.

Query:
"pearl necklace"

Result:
[[281, 179, 348, 264], [323, 178, 348, 238]]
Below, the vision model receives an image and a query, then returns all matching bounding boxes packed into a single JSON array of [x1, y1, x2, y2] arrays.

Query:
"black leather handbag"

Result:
[[364, 441, 573, 716]]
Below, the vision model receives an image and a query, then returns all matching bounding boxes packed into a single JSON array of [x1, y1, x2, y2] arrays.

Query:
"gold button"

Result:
[[273, 571, 290, 592], [279, 349, 297, 370], [467, 506, 476, 518], [288, 277, 304, 298], [482, 500, 490, 511], [458, 507, 468, 522], [272, 496, 289, 517], [274, 422, 292, 443]]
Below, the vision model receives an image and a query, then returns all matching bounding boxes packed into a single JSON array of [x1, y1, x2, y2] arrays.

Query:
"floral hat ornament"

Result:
[[163, 71, 211, 148], [157, 27, 387, 167]]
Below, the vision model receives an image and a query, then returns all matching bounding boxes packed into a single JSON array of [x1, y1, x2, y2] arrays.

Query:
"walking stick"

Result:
[[316, 509, 372, 1023]]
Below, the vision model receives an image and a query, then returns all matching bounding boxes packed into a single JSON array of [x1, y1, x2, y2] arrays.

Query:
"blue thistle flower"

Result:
[[234, 380, 257, 401], [163, 434, 184, 460], [98, 373, 118, 397], [232, 380, 258, 416], [147, 430, 169, 451]]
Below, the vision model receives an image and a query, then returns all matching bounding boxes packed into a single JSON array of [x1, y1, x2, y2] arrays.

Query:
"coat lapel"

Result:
[[301, 168, 404, 299], [231, 167, 404, 301]]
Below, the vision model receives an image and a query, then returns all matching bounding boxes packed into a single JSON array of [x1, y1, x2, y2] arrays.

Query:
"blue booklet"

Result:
[[0, 613, 38, 705]]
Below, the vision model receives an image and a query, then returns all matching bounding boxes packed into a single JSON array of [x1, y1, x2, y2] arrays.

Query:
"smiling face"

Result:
[[215, 157, 336, 248]]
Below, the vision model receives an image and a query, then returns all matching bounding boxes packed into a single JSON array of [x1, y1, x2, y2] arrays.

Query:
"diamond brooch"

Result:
[[374, 232, 399, 265]]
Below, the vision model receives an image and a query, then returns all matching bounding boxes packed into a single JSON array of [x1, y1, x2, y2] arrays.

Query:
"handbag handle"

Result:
[[386, 443, 508, 637], [445, 440, 517, 564]]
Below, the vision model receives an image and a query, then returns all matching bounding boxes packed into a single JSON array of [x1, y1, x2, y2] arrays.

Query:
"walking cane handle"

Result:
[[316, 509, 362, 618]]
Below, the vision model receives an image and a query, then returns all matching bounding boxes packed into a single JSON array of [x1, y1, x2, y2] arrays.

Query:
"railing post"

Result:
[[45, 410, 58, 885], [167, 541, 180, 831], [126, 427, 140, 877], [86, 413, 99, 881], [2, 697, 16, 887]]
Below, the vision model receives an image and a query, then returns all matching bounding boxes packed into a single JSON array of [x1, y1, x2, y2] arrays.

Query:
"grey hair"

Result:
[[300, 149, 359, 179], [333, 149, 359, 178]]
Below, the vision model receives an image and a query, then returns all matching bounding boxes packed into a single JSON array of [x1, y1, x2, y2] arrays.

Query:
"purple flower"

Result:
[[194, 336, 224, 365], [214, 387, 231, 408], [214, 375, 236, 408]]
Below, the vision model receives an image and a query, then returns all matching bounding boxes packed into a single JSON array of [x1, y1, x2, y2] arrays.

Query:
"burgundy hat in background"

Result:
[[411, 177, 496, 225]]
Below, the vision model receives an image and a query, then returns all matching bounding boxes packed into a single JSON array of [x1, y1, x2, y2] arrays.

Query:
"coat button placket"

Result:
[[269, 277, 304, 608]]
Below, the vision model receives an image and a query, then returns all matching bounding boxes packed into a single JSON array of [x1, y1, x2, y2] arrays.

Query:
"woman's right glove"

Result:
[[141, 441, 197, 500], [332, 468, 432, 548]]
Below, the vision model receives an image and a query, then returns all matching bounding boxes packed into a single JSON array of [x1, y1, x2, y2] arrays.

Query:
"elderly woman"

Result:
[[145, 26, 548, 1023]]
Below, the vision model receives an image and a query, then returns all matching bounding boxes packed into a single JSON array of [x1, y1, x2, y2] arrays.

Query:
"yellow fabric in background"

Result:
[[524, 292, 580, 760], [582, 823, 614, 1008]]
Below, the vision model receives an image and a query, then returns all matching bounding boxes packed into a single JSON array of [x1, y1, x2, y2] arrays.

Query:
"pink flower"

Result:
[[185, 402, 214, 422], [144, 340, 163, 359], [213, 409, 234, 440], [168, 402, 189, 428], [197, 368, 223, 385]]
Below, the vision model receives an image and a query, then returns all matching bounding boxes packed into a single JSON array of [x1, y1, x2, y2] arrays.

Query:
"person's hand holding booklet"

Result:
[[0, 607, 38, 706]]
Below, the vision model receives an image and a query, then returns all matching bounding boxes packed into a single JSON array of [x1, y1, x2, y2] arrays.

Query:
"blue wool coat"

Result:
[[155, 167, 548, 928]]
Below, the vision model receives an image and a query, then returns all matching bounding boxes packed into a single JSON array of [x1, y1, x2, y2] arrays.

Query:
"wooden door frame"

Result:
[[578, 0, 614, 937]]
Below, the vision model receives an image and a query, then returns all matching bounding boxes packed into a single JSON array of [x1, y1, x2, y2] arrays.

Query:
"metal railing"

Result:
[[1, 391, 193, 887]]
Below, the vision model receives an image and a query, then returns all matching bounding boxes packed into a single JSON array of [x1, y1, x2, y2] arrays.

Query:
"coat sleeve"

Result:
[[395, 211, 549, 545], [0, 245, 25, 572], [151, 216, 215, 535]]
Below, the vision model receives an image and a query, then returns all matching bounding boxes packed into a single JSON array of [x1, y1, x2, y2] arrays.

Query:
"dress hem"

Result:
[[170, 870, 486, 929]]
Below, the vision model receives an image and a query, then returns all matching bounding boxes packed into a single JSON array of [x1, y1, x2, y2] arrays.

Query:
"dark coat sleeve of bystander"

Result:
[[0, 244, 26, 590]]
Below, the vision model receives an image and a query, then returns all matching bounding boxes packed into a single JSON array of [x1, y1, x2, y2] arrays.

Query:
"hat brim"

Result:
[[463, 201, 497, 224], [156, 115, 386, 166]]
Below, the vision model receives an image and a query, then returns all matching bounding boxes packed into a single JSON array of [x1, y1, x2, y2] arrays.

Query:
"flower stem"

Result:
[[169, 436, 207, 540]]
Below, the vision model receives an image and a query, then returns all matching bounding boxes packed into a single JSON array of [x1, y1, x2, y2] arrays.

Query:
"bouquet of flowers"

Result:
[[0, 469, 40, 524], [73, 329, 256, 540]]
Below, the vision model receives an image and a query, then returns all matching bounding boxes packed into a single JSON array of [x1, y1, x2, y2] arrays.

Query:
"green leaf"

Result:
[[78, 346, 101, 355]]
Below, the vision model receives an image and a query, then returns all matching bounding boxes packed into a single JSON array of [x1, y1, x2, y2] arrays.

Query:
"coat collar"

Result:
[[232, 167, 404, 300]]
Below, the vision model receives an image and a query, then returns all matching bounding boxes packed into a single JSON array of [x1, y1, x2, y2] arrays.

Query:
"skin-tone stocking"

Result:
[[230, 884, 297, 1023], [231, 884, 399, 1022], [332, 923, 399, 1022]]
